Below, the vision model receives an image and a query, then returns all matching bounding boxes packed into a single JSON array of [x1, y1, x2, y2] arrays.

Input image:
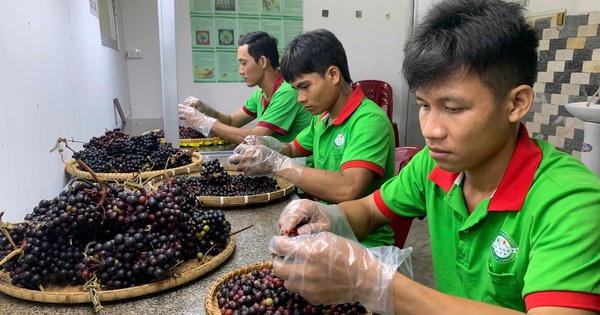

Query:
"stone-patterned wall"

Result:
[[525, 11, 600, 157]]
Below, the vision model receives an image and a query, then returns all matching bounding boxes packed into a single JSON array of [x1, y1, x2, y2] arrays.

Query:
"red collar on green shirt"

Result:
[[428, 123, 542, 211], [317, 87, 366, 125], [261, 72, 285, 113]]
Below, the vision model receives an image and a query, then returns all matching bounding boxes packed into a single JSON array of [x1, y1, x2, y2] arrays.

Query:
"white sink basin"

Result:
[[565, 102, 600, 124]]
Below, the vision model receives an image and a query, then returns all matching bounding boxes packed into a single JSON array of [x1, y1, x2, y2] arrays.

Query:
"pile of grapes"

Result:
[[216, 267, 367, 315], [72, 128, 193, 173], [0, 178, 231, 291], [173, 159, 280, 197], [153, 126, 207, 139]]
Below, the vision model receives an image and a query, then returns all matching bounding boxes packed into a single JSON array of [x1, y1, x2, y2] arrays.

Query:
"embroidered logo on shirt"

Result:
[[491, 230, 518, 263], [334, 133, 345, 147]]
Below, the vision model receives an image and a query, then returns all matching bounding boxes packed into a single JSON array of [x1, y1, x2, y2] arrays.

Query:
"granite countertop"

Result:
[[0, 196, 293, 315]]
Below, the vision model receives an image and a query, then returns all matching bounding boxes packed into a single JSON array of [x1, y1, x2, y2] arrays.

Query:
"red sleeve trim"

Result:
[[341, 160, 384, 180], [525, 291, 600, 312], [257, 121, 287, 136], [374, 190, 403, 221], [292, 139, 312, 155], [242, 106, 257, 118]]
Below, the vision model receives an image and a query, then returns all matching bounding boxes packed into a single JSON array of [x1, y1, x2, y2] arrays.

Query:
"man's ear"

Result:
[[327, 66, 341, 85], [259, 56, 268, 69], [507, 85, 534, 123]]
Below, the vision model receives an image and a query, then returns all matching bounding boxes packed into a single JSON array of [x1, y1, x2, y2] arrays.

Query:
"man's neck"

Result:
[[327, 82, 354, 121], [258, 68, 280, 99]]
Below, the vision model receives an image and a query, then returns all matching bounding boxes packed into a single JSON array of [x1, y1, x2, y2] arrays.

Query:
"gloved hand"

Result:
[[270, 232, 412, 315], [227, 144, 303, 183], [277, 199, 358, 242], [242, 135, 286, 152], [183, 96, 216, 117], [178, 104, 217, 137]]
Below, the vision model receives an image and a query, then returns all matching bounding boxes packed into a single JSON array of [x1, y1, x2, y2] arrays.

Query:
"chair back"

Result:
[[353, 80, 399, 146], [353, 80, 394, 118], [390, 146, 423, 248]]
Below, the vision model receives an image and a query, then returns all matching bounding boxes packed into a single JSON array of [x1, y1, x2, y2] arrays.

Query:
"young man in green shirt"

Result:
[[228, 29, 397, 247], [268, 1, 600, 314], [178, 31, 311, 144]]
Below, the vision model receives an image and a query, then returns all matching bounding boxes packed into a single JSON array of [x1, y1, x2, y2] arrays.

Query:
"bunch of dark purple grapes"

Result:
[[0, 179, 231, 290], [154, 126, 207, 139], [177, 159, 280, 197], [72, 129, 192, 173], [217, 267, 367, 315]]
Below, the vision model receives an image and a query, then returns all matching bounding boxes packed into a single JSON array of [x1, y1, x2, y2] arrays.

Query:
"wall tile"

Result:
[[565, 116, 583, 129], [581, 84, 600, 96], [571, 72, 591, 84], [544, 83, 561, 94], [567, 95, 589, 104], [539, 50, 556, 61], [558, 28, 579, 39], [525, 121, 541, 133], [542, 103, 558, 115], [537, 71, 555, 82], [593, 49, 600, 60], [543, 28, 560, 40], [567, 37, 586, 49], [583, 60, 600, 72], [590, 73, 600, 84], [561, 83, 581, 95], [553, 72, 572, 83], [534, 112, 551, 124], [551, 93, 570, 105], [565, 14, 590, 27], [573, 49, 593, 61], [578, 24, 599, 37], [565, 60, 584, 72], [550, 38, 567, 50], [533, 82, 546, 93], [590, 12, 600, 25], [555, 49, 574, 60], [585, 37, 600, 49], [555, 126, 574, 138], [548, 135, 565, 148], [534, 17, 551, 29], [547, 60, 566, 71]]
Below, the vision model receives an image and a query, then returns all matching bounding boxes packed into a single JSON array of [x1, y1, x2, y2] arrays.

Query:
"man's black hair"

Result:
[[280, 29, 352, 84], [238, 31, 280, 69], [403, 0, 538, 104]]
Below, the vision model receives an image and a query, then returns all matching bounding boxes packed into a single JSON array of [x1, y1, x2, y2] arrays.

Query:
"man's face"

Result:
[[290, 72, 336, 115], [417, 73, 513, 173], [238, 44, 263, 87]]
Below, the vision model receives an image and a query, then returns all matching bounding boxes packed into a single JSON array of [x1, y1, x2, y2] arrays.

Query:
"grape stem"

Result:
[[229, 224, 254, 236], [75, 159, 108, 207], [0, 239, 25, 268]]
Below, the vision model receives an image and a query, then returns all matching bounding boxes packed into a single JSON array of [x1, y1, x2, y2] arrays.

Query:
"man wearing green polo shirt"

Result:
[[178, 31, 311, 144], [267, 0, 600, 314], [228, 29, 397, 248]]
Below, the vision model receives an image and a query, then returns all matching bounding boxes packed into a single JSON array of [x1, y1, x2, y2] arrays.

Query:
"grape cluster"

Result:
[[175, 159, 280, 197], [0, 179, 231, 290], [154, 126, 207, 139], [217, 267, 367, 315], [72, 129, 192, 173]]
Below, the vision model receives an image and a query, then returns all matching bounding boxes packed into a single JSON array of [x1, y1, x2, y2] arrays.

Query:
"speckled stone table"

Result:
[[0, 195, 434, 315]]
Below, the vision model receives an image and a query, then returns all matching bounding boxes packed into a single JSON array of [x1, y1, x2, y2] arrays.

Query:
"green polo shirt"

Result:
[[293, 87, 396, 248], [375, 124, 600, 312], [243, 73, 312, 143]]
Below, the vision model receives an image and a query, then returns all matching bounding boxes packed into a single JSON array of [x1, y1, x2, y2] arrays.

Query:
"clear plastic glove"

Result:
[[242, 135, 286, 152], [227, 144, 303, 183], [270, 232, 412, 315], [178, 104, 217, 137], [278, 199, 358, 242], [183, 96, 216, 117]]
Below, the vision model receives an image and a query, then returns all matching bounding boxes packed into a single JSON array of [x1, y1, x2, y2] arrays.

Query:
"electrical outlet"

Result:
[[322, 10, 329, 18], [127, 49, 143, 59], [355, 10, 362, 19]]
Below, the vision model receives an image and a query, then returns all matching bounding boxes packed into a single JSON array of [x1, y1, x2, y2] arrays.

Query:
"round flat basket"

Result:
[[204, 261, 372, 315], [142, 129, 226, 147], [65, 152, 203, 181], [146, 172, 294, 207], [0, 236, 235, 304], [205, 261, 273, 315]]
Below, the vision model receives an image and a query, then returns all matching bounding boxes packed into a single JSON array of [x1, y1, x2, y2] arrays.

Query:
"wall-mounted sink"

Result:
[[565, 101, 600, 124]]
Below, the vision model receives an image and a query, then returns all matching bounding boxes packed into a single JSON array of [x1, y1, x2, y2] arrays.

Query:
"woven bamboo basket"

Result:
[[0, 235, 235, 304], [204, 261, 371, 315], [146, 171, 294, 207], [142, 129, 227, 147], [65, 152, 203, 181]]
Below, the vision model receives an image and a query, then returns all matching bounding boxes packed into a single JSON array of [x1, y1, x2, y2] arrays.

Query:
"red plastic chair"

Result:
[[353, 80, 400, 147], [390, 146, 423, 248]]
